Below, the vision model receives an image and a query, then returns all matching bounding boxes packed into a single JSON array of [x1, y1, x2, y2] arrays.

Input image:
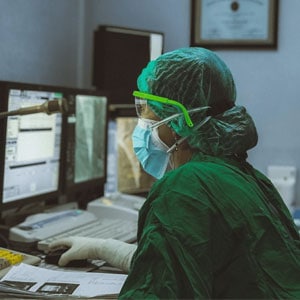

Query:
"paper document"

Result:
[[0, 263, 127, 298]]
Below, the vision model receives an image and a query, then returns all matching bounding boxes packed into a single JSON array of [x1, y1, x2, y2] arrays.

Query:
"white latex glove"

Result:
[[49, 237, 137, 272]]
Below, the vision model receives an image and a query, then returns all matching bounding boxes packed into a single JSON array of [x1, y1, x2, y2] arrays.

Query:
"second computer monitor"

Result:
[[62, 90, 108, 208]]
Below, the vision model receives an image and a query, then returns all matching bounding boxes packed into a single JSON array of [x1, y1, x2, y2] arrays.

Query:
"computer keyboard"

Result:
[[0, 247, 41, 277], [38, 218, 137, 252]]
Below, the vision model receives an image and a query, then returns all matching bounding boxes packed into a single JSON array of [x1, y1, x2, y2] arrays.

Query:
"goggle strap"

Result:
[[149, 106, 210, 130]]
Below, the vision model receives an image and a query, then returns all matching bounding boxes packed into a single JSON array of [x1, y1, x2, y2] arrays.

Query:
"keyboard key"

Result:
[[0, 247, 41, 277], [0, 249, 23, 267]]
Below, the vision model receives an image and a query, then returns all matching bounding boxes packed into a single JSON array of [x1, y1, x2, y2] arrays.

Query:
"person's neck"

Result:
[[172, 146, 194, 168]]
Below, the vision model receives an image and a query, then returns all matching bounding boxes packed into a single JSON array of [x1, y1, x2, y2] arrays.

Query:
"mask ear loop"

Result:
[[167, 116, 212, 153]]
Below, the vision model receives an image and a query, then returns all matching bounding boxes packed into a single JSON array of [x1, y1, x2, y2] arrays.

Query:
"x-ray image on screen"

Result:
[[105, 117, 155, 195], [74, 95, 107, 183]]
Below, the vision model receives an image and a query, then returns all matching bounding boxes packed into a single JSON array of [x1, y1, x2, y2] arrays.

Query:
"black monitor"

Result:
[[0, 81, 65, 225], [92, 25, 164, 111], [60, 89, 108, 209]]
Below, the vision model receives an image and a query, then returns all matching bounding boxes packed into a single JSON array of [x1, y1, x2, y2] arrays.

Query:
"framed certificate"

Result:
[[191, 0, 279, 48]]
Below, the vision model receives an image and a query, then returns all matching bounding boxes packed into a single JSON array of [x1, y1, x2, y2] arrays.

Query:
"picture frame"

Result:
[[191, 0, 279, 49]]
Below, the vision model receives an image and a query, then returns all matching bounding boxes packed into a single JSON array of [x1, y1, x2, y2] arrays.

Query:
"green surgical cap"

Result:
[[137, 47, 258, 156]]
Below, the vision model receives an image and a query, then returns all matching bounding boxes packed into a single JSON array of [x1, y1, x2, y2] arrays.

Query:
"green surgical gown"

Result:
[[119, 152, 300, 299]]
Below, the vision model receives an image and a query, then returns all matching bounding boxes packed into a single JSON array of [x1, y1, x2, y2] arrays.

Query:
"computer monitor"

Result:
[[105, 116, 155, 196], [61, 89, 108, 208], [92, 25, 164, 109], [0, 81, 65, 224]]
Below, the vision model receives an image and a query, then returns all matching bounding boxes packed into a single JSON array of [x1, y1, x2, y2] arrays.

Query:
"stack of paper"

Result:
[[0, 263, 127, 299]]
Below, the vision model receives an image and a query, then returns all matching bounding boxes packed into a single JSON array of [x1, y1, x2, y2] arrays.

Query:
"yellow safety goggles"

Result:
[[133, 91, 194, 127]]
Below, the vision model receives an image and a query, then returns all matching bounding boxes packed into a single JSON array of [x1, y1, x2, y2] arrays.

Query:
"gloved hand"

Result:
[[49, 237, 137, 272]]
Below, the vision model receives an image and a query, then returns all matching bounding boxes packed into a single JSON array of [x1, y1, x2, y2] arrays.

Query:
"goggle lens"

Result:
[[135, 98, 149, 119]]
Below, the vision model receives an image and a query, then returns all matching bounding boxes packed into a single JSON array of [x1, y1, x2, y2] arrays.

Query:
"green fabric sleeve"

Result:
[[119, 210, 214, 299]]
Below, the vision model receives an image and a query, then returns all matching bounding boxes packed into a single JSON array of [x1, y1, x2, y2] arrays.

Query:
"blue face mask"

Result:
[[132, 118, 170, 179]]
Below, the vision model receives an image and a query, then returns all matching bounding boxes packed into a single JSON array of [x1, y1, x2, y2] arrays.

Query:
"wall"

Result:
[[85, 0, 300, 206], [0, 0, 81, 87]]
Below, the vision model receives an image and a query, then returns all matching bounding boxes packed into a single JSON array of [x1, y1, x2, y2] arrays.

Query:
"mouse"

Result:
[[44, 248, 88, 267]]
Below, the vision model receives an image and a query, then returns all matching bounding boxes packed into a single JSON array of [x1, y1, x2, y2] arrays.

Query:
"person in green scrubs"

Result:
[[51, 47, 300, 299]]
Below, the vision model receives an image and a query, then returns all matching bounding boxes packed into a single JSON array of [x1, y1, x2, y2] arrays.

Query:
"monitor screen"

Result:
[[0, 81, 65, 224], [105, 117, 155, 196], [92, 25, 164, 107], [62, 90, 108, 208]]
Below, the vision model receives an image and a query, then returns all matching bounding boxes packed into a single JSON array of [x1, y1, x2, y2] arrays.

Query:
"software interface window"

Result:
[[3, 89, 62, 203]]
